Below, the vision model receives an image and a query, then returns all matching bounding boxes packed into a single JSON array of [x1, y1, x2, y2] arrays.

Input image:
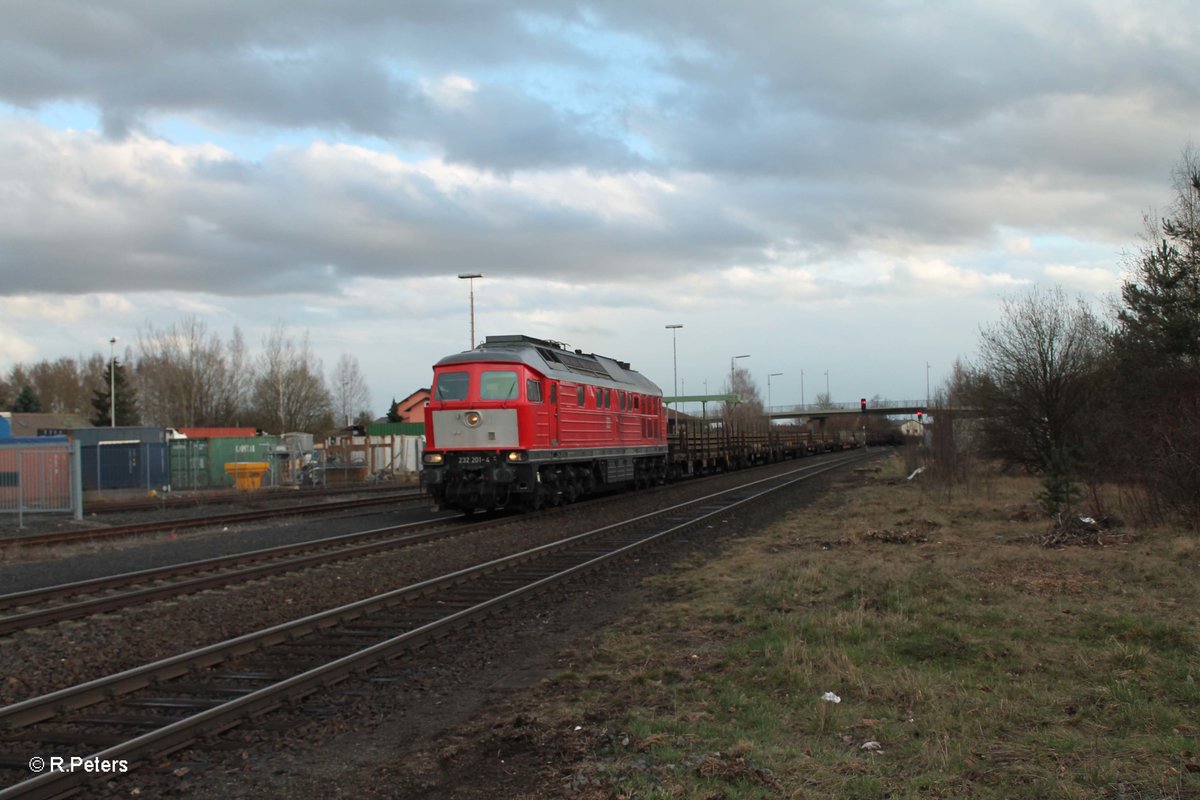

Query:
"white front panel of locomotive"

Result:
[[431, 409, 520, 448]]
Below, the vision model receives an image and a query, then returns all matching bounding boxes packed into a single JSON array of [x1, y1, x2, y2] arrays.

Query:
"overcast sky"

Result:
[[2, 1, 1197, 416]]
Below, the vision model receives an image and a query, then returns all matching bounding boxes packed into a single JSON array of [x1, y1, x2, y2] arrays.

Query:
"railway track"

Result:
[[82, 480, 415, 515], [0, 515, 482, 636], [0, 488, 425, 548], [0, 451, 871, 799]]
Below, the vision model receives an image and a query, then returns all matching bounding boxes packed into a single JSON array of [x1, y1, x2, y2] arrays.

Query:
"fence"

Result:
[[322, 433, 426, 484], [0, 440, 83, 527]]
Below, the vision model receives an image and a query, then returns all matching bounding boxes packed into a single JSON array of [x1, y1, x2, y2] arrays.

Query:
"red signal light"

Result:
[[860, 398, 867, 413]]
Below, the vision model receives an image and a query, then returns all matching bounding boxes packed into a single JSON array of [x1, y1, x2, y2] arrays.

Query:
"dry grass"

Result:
[[540, 453, 1200, 799]]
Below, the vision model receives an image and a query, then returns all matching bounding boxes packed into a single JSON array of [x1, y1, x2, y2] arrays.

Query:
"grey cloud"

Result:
[[1, 0, 1198, 301]]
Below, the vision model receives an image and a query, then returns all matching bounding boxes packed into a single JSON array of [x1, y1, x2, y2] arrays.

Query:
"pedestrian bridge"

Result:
[[664, 395, 974, 421]]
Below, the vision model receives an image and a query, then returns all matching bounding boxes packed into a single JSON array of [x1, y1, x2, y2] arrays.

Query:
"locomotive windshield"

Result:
[[434, 371, 469, 401], [481, 370, 519, 399]]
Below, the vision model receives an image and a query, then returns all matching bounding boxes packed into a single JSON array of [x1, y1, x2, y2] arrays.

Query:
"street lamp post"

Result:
[[767, 372, 782, 411], [457, 273, 483, 349], [824, 369, 830, 404], [730, 354, 750, 398], [800, 369, 805, 410], [665, 324, 682, 413], [108, 337, 118, 428], [926, 361, 931, 407]]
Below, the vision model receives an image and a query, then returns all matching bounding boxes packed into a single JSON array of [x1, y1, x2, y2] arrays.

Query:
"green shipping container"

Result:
[[169, 439, 211, 490], [365, 422, 425, 436], [206, 436, 282, 488]]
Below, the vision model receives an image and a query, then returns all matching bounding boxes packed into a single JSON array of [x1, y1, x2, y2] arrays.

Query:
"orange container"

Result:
[[223, 461, 269, 490]]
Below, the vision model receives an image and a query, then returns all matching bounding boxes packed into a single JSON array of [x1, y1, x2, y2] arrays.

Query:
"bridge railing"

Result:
[[766, 400, 929, 415]]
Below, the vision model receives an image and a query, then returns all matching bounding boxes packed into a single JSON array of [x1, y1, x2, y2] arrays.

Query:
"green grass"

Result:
[[544, 455, 1200, 799]]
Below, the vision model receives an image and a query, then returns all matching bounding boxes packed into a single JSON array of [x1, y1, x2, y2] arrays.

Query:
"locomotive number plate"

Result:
[[458, 456, 488, 465]]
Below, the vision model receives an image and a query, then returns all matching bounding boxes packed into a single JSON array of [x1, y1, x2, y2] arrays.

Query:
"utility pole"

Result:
[[665, 324, 682, 412], [109, 337, 118, 428]]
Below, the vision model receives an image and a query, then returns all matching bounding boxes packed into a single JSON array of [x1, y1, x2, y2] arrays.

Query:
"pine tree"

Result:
[[1116, 154, 1200, 372], [12, 385, 42, 413], [386, 397, 403, 423], [1110, 151, 1200, 520], [91, 360, 141, 426]]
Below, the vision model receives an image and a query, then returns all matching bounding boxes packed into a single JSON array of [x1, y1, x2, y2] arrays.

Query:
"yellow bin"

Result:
[[224, 461, 270, 490]]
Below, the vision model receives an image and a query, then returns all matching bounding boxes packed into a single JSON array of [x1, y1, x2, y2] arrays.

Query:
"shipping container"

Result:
[[167, 436, 285, 490], [64, 427, 168, 491], [67, 426, 167, 447], [205, 436, 282, 488], [365, 422, 425, 437], [80, 441, 169, 491], [0, 438, 81, 524], [169, 438, 211, 489], [176, 427, 258, 439]]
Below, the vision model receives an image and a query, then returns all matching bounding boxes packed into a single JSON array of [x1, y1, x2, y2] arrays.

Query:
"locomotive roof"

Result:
[[434, 334, 662, 395]]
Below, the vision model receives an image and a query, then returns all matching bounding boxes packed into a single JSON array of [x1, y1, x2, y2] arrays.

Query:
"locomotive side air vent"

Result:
[[557, 352, 613, 380]]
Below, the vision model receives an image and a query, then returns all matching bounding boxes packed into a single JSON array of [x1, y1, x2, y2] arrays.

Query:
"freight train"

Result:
[[420, 334, 859, 514]]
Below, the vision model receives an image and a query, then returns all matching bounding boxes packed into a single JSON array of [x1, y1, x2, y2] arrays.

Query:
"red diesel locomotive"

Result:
[[421, 334, 667, 513]]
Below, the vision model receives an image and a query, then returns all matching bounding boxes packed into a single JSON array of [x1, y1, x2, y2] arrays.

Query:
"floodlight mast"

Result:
[[457, 273, 483, 349]]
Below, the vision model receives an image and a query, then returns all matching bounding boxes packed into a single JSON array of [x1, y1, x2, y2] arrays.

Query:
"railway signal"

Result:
[[860, 398, 867, 413]]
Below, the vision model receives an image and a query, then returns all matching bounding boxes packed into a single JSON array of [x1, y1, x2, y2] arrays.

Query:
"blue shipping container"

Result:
[[82, 441, 169, 491]]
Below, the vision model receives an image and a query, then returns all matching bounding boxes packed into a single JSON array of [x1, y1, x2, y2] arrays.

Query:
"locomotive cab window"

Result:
[[578, 386, 585, 406], [481, 370, 519, 400], [434, 371, 469, 401], [526, 378, 543, 403]]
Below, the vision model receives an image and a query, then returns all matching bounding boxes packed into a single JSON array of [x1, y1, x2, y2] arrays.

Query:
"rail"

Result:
[[0, 452, 873, 798]]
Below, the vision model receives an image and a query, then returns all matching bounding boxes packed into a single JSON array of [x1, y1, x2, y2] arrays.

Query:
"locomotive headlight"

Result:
[[423, 453, 444, 465], [506, 451, 526, 462], [463, 411, 482, 427]]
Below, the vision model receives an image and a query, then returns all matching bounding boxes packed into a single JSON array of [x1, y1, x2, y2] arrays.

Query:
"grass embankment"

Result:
[[544, 454, 1200, 799]]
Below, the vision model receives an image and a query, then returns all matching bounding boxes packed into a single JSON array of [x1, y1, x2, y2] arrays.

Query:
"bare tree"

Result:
[[137, 316, 244, 427], [34, 357, 91, 414], [4, 356, 97, 415], [962, 286, 1108, 484], [250, 324, 333, 434], [223, 326, 251, 423], [722, 367, 763, 431], [330, 353, 371, 427]]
